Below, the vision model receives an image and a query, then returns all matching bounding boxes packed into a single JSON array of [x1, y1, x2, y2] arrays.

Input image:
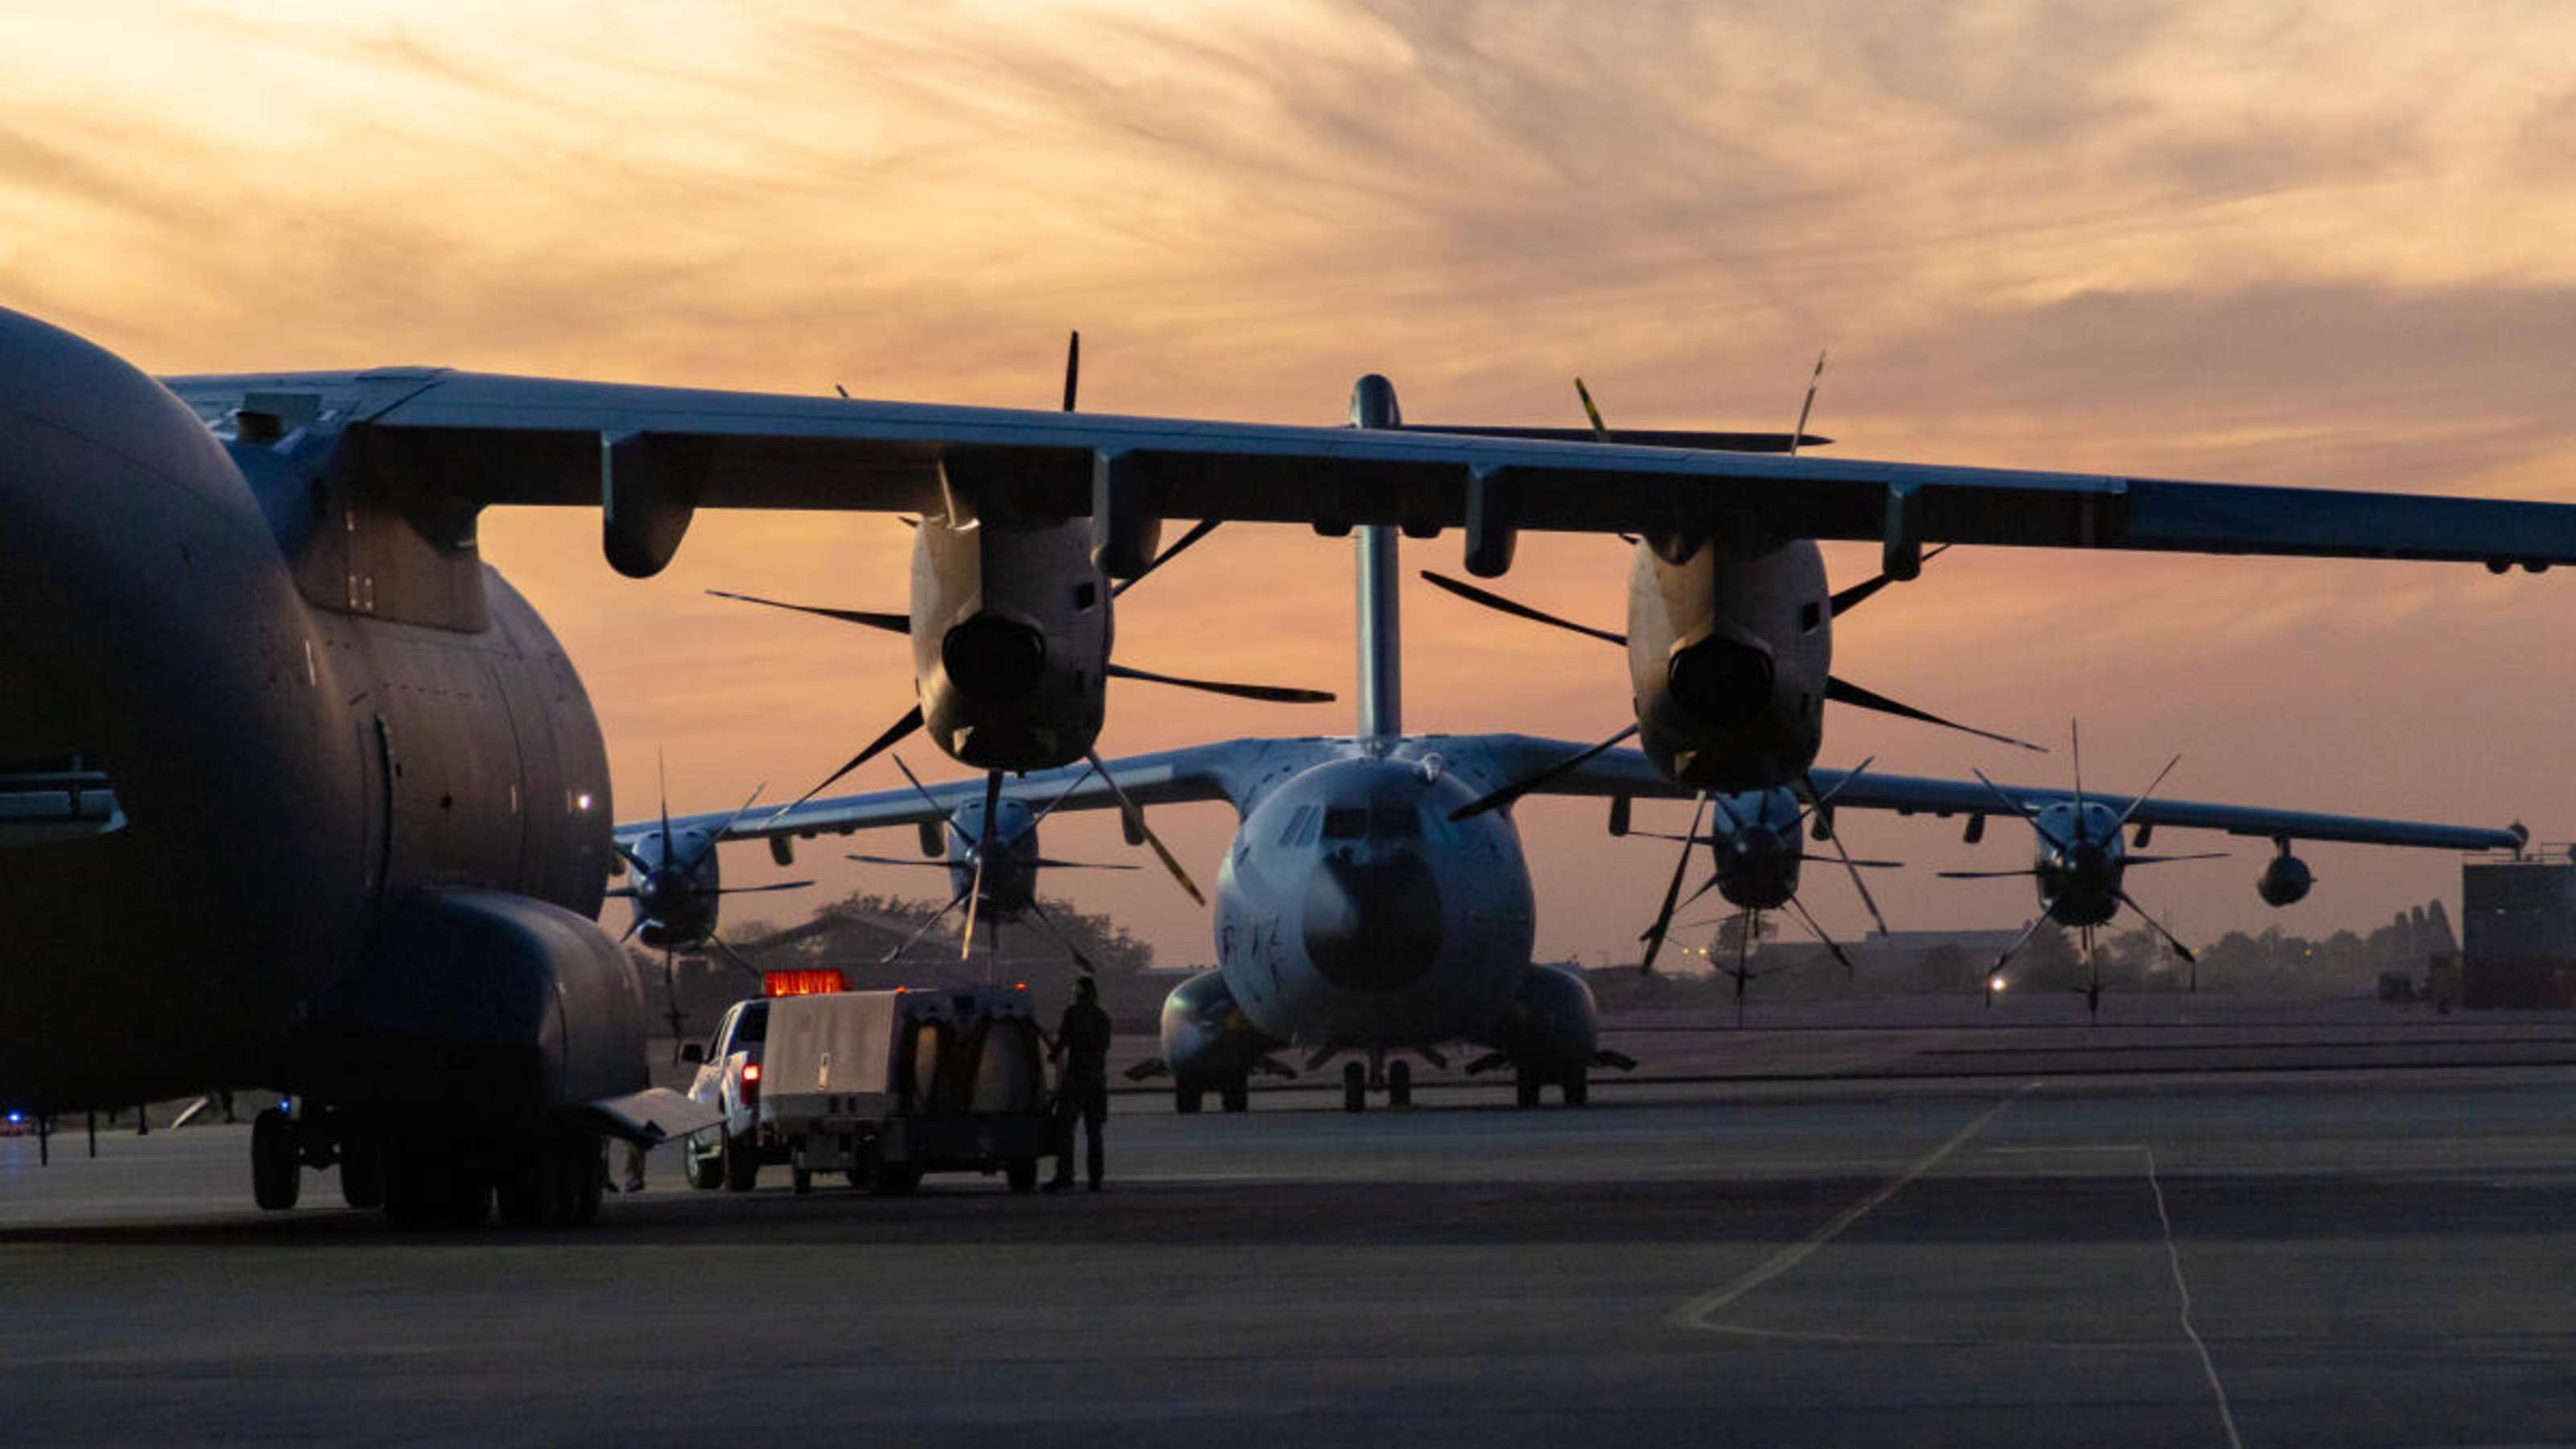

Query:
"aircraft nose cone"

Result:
[[1667, 635, 1775, 729], [940, 613, 1049, 702], [1302, 848, 1443, 993]]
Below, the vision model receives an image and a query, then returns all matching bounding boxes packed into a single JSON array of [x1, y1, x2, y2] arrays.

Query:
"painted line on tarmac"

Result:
[[1982, 1141, 2242, 1449], [1666, 1079, 2041, 1332]]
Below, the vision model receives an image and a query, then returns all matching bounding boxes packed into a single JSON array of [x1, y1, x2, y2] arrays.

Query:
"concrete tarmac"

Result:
[[2, 1059, 2571, 1447]]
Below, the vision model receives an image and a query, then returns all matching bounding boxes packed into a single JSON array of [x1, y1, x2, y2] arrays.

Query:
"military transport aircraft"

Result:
[[9, 299, 2573, 1223], [635, 515, 2527, 1113]]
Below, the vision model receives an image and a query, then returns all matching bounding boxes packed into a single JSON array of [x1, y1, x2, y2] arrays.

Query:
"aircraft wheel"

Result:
[[1006, 1156, 1039, 1194], [683, 1137, 721, 1191], [791, 1162, 812, 1196], [250, 1108, 299, 1212], [1513, 1068, 1541, 1109], [1563, 1067, 1589, 1107], [1386, 1059, 1413, 1108], [871, 1162, 923, 1196], [721, 1132, 759, 1192], [1174, 1084, 1204, 1114], [1220, 1080, 1249, 1113], [1341, 1061, 1366, 1114]]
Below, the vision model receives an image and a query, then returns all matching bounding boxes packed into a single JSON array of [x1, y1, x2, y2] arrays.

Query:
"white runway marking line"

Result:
[[1984, 1141, 2244, 1449], [1666, 1080, 2041, 1332]]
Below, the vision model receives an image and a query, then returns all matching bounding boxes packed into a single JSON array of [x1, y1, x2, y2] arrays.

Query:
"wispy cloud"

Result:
[[7, 0, 2575, 960]]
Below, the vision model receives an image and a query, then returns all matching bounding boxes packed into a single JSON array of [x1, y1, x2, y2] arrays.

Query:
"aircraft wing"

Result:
[[161, 369, 2576, 569], [1476, 735, 2526, 852], [611, 739, 1301, 857]]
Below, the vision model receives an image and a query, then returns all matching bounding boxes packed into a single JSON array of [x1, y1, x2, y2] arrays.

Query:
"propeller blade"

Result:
[[1798, 756, 1876, 831], [704, 935, 767, 986], [2112, 753, 2185, 836], [1104, 662, 1335, 704], [1419, 570, 1626, 646], [889, 753, 966, 837], [2070, 720, 2086, 834], [881, 885, 972, 964], [712, 881, 816, 894], [1819, 820, 1892, 939], [1781, 893, 1855, 977], [1988, 912, 2056, 978], [1112, 518, 1222, 599], [1022, 897, 1098, 975], [1451, 724, 1641, 821], [1673, 871, 1724, 914], [1029, 762, 1100, 828], [1026, 857, 1144, 871], [658, 748, 674, 867], [613, 840, 652, 876], [1793, 854, 1904, 869], [1787, 349, 1826, 459], [1637, 792, 1710, 974], [1087, 747, 1205, 906], [704, 589, 910, 636], [1827, 544, 1954, 617], [603, 886, 639, 899], [1062, 328, 1080, 411], [845, 854, 956, 868], [1824, 677, 2047, 752], [2124, 852, 2230, 867], [683, 780, 772, 873], [2115, 889, 2198, 964], [618, 915, 646, 944], [1971, 767, 2069, 853], [960, 770, 1002, 961], [1574, 376, 1610, 441], [771, 706, 925, 823]]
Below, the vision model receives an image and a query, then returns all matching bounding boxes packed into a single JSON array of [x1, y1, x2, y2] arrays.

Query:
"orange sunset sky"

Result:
[[9, 2, 2576, 968]]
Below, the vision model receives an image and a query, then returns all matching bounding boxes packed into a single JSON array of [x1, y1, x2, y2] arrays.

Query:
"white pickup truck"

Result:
[[678, 998, 786, 1191]]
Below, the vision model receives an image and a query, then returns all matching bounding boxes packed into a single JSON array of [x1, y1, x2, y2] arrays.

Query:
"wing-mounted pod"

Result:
[[2257, 840, 2314, 906]]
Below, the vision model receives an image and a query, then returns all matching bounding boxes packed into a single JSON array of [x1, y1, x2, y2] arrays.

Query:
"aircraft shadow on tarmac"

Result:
[[7, 1170, 2568, 1253]]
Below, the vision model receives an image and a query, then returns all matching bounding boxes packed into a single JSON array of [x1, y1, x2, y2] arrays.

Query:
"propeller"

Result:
[[1063, 328, 1080, 412], [609, 761, 811, 1051], [1634, 792, 1710, 974], [1418, 565, 2043, 754], [1448, 724, 1641, 822], [1951, 722, 2219, 995], [959, 770, 1004, 961], [1088, 746, 1205, 906]]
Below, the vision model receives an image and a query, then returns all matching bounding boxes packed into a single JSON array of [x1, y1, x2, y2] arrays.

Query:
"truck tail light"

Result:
[[740, 1061, 761, 1108]]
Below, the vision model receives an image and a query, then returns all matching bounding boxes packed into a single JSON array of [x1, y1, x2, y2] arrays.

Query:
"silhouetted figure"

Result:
[[1045, 977, 1113, 1192]]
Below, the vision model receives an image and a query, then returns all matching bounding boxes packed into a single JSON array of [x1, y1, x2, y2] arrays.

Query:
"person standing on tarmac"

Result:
[[1044, 976, 1113, 1193]]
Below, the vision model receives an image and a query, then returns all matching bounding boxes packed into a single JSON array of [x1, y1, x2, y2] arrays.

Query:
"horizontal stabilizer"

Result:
[[580, 1088, 723, 1146]]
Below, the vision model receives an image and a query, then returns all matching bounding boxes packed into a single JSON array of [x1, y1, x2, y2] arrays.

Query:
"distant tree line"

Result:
[[634, 890, 1161, 1042]]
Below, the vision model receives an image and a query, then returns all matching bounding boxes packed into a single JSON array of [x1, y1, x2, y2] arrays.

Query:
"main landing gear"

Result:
[[1337, 1050, 1420, 1113], [250, 1102, 613, 1229]]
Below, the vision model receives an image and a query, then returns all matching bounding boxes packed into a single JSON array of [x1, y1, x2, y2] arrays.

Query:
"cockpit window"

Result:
[[1322, 807, 1369, 841], [1371, 802, 1420, 838], [1277, 805, 1316, 846]]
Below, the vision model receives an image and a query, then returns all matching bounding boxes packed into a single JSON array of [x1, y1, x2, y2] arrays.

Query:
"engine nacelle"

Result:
[[1480, 963, 1600, 1073], [1158, 969, 1278, 1088], [2257, 852, 2314, 907]]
